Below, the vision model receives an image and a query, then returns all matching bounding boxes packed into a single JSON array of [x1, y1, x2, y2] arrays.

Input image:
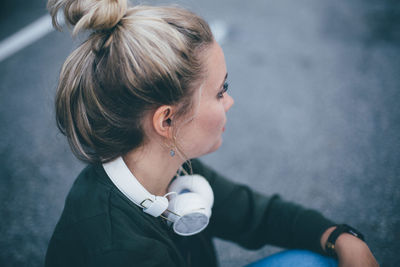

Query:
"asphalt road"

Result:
[[1, 0, 399, 266]]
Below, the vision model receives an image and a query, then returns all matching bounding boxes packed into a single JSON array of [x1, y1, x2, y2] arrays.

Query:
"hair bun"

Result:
[[48, 0, 128, 35]]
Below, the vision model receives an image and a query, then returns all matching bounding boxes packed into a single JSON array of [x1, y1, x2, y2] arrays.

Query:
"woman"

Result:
[[45, 0, 378, 266]]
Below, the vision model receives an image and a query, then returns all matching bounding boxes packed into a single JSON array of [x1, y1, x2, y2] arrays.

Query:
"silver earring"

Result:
[[170, 149, 175, 157]]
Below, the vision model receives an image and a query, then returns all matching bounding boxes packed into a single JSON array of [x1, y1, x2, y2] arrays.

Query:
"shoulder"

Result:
[[59, 164, 114, 223], [47, 221, 178, 267], [51, 164, 160, 248], [48, 164, 182, 265]]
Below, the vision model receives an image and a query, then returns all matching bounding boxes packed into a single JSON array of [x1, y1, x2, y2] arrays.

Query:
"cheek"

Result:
[[199, 108, 225, 134], [178, 105, 226, 157]]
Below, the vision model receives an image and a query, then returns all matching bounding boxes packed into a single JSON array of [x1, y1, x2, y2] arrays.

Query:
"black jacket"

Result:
[[45, 159, 334, 267]]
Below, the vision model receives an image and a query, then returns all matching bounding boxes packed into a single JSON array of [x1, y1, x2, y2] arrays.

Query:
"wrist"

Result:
[[335, 232, 367, 254], [321, 224, 365, 257], [320, 226, 336, 252]]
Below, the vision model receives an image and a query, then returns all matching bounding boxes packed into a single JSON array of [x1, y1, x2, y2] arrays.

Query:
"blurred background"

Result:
[[0, 0, 399, 266]]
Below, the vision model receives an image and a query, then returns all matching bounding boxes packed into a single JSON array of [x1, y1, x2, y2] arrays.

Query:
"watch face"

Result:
[[345, 225, 364, 241], [348, 228, 364, 241]]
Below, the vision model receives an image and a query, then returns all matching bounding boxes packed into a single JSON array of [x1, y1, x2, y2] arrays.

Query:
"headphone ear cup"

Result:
[[168, 192, 211, 218], [167, 192, 211, 236], [167, 174, 214, 236], [168, 174, 214, 208]]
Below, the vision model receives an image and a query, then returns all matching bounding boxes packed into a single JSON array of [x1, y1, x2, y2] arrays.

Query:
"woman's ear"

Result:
[[152, 105, 174, 138]]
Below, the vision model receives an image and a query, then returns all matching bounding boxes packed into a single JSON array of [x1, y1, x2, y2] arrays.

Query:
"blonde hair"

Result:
[[48, 0, 214, 163]]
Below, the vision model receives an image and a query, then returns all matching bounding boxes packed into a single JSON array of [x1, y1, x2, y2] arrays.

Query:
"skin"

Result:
[[123, 41, 378, 266], [321, 226, 379, 266], [123, 41, 233, 196], [175, 43, 234, 159]]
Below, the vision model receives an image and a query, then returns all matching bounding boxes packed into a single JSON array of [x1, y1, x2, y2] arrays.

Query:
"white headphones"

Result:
[[102, 157, 214, 236]]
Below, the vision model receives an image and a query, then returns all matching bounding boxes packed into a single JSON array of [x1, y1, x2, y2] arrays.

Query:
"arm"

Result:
[[191, 159, 379, 265], [190, 159, 334, 252], [320, 226, 379, 267]]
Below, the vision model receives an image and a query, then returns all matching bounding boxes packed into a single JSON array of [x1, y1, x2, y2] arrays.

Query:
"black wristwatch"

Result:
[[325, 224, 365, 257]]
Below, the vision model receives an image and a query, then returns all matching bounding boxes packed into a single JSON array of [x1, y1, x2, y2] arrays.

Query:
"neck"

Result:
[[123, 143, 185, 196]]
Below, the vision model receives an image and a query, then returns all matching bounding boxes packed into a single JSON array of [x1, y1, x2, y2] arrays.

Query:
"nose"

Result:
[[224, 93, 234, 112]]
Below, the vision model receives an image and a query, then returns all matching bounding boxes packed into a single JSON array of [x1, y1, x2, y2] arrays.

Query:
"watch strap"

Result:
[[325, 224, 365, 257]]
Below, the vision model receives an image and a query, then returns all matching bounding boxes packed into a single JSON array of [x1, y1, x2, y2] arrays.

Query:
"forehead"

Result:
[[201, 42, 227, 94]]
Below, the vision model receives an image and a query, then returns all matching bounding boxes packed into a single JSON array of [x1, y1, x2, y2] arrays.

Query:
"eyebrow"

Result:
[[218, 73, 228, 90]]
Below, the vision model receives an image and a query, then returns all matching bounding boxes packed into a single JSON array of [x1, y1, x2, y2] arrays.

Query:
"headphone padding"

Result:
[[168, 174, 214, 208]]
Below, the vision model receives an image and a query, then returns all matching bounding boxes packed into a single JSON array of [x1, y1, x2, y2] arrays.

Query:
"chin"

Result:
[[203, 139, 223, 156], [188, 137, 223, 158]]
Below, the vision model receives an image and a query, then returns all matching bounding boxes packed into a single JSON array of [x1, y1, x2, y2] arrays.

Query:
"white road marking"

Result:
[[0, 15, 226, 63], [210, 20, 229, 45], [0, 14, 64, 63]]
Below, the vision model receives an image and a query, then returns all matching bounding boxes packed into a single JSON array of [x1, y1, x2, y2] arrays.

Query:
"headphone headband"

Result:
[[102, 156, 168, 217], [103, 156, 213, 236]]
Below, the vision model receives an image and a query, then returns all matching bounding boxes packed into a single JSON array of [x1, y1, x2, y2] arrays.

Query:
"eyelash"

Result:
[[217, 82, 229, 99]]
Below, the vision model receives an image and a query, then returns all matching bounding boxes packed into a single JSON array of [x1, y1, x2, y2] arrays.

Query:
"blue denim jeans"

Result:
[[245, 250, 338, 267]]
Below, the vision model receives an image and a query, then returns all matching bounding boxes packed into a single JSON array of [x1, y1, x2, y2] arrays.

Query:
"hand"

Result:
[[335, 233, 379, 267], [320, 226, 379, 267]]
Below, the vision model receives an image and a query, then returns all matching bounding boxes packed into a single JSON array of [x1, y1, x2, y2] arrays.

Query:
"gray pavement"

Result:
[[1, 0, 399, 266]]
